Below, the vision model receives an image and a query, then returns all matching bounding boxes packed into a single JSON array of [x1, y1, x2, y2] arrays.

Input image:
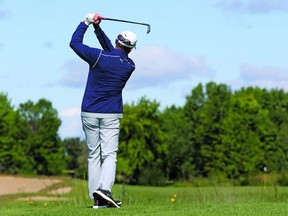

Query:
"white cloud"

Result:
[[60, 107, 81, 117], [59, 107, 83, 138], [59, 46, 215, 90], [240, 63, 288, 81], [59, 59, 88, 88], [127, 45, 215, 89], [216, 0, 288, 13], [0, 0, 10, 21], [230, 63, 288, 91], [0, 10, 8, 20]]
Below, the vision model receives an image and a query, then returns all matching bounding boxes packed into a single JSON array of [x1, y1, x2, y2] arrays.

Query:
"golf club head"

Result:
[[146, 24, 151, 34]]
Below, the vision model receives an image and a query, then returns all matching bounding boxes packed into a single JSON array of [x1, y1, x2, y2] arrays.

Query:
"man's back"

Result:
[[82, 48, 135, 113]]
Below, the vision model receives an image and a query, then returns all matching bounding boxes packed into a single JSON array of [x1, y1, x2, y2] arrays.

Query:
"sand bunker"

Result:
[[0, 176, 62, 196], [48, 187, 72, 195], [0, 176, 72, 201]]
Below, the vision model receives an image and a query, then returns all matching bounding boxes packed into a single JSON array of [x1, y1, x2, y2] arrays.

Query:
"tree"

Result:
[[240, 87, 288, 173], [160, 105, 190, 181], [0, 93, 31, 174], [62, 137, 88, 178], [18, 99, 66, 175], [219, 90, 274, 180], [118, 97, 167, 185], [184, 82, 232, 177]]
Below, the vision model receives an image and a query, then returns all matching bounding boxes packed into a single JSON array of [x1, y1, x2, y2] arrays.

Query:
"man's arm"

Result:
[[69, 22, 101, 66], [93, 23, 114, 52]]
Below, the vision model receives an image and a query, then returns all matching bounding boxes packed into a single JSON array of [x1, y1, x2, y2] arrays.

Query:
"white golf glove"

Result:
[[84, 14, 95, 25]]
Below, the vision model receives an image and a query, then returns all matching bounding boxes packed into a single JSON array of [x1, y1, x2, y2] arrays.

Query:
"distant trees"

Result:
[[116, 83, 288, 185], [62, 137, 87, 178], [18, 99, 66, 175], [0, 93, 27, 174], [1, 82, 288, 186], [118, 98, 167, 185], [160, 83, 288, 184], [0, 95, 65, 175]]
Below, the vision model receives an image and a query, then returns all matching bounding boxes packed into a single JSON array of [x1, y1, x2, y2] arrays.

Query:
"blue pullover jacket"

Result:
[[70, 22, 135, 117]]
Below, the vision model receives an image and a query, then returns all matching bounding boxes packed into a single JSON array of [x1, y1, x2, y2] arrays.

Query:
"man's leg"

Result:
[[81, 115, 101, 199], [99, 118, 120, 191], [93, 118, 121, 208]]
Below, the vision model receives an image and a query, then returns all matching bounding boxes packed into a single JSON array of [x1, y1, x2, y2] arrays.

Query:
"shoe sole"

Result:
[[93, 191, 120, 208], [93, 205, 107, 209], [116, 201, 122, 207]]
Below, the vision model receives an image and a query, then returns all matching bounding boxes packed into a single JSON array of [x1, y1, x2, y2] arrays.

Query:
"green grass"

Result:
[[1, 178, 288, 216]]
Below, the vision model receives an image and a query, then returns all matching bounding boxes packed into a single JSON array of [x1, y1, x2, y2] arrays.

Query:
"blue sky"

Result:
[[1, 0, 288, 138]]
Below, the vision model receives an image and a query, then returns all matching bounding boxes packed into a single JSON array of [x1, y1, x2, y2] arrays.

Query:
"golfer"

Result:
[[70, 13, 137, 208]]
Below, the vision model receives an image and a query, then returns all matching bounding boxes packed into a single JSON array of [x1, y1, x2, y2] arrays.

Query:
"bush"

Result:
[[138, 166, 167, 186]]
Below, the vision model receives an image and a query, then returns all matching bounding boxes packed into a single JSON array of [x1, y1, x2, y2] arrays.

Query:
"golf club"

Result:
[[100, 17, 151, 34]]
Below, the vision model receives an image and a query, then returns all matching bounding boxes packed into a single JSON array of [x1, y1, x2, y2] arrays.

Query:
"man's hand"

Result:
[[92, 14, 102, 25], [84, 14, 94, 25], [84, 13, 102, 26]]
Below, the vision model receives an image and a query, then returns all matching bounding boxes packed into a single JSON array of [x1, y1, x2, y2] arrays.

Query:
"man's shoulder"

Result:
[[101, 49, 123, 57]]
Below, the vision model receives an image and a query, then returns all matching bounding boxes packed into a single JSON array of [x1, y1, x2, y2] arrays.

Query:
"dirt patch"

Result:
[[48, 187, 72, 195], [18, 196, 69, 201], [0, 176, 62, 196], [0, 176, 74, 201]]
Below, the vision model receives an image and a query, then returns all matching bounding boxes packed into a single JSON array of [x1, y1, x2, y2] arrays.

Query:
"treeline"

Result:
[[1, 82, 288, 186], [118, 82, 288, 185]]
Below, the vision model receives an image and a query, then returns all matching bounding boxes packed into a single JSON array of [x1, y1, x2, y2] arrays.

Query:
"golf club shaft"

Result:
[[101, 17, 151, 34]]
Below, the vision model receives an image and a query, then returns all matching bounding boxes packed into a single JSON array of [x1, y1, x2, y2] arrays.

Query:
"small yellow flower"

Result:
[[170, 197, 175, 203], [173, 194, 177, 198]]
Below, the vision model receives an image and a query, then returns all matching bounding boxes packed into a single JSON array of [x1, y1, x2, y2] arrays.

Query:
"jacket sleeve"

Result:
[[69, 22, 102, 66], [93, 24, 114, 51]]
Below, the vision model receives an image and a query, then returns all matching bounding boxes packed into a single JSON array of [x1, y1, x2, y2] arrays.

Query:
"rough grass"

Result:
[[1, 178, 288, 216]]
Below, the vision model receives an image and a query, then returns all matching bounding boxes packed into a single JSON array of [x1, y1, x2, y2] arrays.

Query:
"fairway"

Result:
[[1, 176, 288, 216]]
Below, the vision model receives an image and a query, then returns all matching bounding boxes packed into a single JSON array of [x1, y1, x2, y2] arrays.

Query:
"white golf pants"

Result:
[[81, 114, 120, 199]]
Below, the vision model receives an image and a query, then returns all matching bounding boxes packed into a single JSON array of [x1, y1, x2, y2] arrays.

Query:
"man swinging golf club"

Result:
[[70, 13, 137, 208]]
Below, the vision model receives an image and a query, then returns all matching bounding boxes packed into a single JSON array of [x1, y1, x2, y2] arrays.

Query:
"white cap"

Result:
[[116, 31, 137, 49]]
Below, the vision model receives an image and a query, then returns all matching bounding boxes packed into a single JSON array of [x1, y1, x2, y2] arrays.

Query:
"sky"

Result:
[[1, 0, 288, 139]]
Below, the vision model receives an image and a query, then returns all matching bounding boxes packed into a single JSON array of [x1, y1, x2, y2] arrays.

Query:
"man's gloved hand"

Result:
[[84, 14, 95, 25], [84, 13, 102, 26]]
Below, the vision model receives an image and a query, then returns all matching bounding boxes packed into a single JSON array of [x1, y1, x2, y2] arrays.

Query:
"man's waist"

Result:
[[81, 112, 123, 118]]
